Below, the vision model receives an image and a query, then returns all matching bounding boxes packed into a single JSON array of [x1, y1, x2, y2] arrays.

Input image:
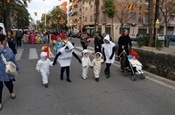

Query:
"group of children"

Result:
[[36, 34, 116, 88]]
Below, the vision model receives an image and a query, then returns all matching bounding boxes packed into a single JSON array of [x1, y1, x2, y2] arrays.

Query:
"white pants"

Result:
[[94, 67, 101, 78], [82, 67, 89, 79], [41, 72, 49, 84]]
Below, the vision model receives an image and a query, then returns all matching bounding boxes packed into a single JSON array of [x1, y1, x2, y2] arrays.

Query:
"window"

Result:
[[85, 17, 87, 22], [91, 5, 93, 11], [90, 15, 93, 22]]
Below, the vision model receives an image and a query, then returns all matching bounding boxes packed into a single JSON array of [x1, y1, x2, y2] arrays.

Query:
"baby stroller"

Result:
[[119, 49, 145, 81]]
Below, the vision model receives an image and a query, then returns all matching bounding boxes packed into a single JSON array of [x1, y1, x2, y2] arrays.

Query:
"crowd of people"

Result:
[[0, 25, 134, 111]]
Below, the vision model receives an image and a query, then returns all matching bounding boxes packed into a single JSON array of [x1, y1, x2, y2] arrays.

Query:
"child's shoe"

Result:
[[44, 83, 49, 88], [95, 78, 99, 82], [67, 79, 71, 82], [106, 74, 110, 79]]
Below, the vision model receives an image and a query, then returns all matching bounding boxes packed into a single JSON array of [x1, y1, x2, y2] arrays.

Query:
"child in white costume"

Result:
[[91, 52, 104, 82], [36, 52, 53, 88], [102, 35, 116, 78], [53, 39, 81, 82], [81, 50, 91, 80]]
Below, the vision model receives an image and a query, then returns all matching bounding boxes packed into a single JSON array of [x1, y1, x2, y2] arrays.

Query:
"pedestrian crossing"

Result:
[[15, 46, 95, 61]]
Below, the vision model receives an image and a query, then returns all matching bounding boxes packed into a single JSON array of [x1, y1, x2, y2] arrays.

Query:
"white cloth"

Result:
[[91, 52, 104, 78], [129, 59, 143, 74], [82, 56, 91, 79], [57, 41, 74, 67], [36, 52, 53, 84], [102, 35, 115, 64]]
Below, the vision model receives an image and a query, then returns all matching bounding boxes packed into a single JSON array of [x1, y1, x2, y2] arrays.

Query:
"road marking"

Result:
[[16, 48, 24, 60], [29, 48, 38, 59], [74, 49, 82, 56], [76, 46, 94, 54]]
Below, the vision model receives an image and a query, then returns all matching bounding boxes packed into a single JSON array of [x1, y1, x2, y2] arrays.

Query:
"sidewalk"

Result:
[[114, 40, 175, 55]]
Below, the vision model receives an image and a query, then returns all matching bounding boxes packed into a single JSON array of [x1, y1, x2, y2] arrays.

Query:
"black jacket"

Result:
[[118, 35, 132, 55], [8, 37, 17, 55]]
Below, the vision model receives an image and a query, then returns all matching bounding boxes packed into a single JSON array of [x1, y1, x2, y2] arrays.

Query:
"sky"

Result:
[[27, 0, 63, 22]]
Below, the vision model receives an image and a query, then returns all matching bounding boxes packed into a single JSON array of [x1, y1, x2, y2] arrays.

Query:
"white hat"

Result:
[[103, 34, 110, 42], [40, 52, 47, 60], [82, 49, 89, 55]]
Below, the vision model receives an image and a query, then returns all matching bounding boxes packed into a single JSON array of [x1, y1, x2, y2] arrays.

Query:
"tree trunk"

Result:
[[94, 0, 99, 37], [111, 17, 114, 40], [148, 0, 154, 46], [153, 0, 160, 43], [120, 23, 124, 34], [164, 22, 169, 47]]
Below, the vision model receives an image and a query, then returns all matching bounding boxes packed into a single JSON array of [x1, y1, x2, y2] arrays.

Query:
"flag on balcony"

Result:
[[7, 0, 10, 3], [139, 5, 147, 13], [128, 3, 134, 10], [115, 4, 121, 10]]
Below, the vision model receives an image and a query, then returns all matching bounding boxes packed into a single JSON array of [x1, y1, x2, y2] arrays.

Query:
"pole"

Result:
[[44, 0, 46, 32]]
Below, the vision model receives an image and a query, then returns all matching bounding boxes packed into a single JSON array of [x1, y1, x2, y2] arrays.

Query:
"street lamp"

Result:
[[155, 19, 160, 47], [131, 23, 136, 35]]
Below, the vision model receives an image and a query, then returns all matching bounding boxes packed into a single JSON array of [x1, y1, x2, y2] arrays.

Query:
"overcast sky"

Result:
[[27, 0, 63, 22]]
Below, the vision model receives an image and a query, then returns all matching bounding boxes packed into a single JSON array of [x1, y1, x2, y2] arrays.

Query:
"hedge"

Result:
[[115, 46, 175, 81]]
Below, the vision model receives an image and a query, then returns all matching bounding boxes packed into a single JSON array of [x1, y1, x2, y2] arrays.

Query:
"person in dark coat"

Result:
[[15, 29, 23, 47], [80, 28, 89, 50], [94, 31, 103, 53], [118, 29, 132, 56], [7, 30, 17, 55], [118, 29, 132, 72]]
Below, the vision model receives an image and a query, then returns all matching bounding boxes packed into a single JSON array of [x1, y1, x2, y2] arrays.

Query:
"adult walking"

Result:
[[94, 31, 103, 53], [118, 29, 132, 72], [7, 30, 17, 55], [0, 34, 20, 110], [80, 28, 90, 50], [15, 29, 23, 47]]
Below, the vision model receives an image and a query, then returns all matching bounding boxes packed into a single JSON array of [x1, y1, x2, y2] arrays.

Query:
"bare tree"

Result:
[[159, 0, 175, 47]]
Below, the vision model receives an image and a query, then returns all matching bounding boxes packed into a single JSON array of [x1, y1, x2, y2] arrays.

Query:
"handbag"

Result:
[[1, 53, 17, 78]]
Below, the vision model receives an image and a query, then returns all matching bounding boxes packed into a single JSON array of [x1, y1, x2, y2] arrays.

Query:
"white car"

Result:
[[0, 22, 6, 35]]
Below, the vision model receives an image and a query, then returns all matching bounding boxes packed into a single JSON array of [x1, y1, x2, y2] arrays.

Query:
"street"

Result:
[[1, 38, 175, 115]]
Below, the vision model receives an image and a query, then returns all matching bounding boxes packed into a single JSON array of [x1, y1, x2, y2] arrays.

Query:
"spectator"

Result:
[[0, 34, 20, 111], [80, 29, 90, 50], [7, 30, 17, 55], [15, 29, 23, 47], [94, 31, 103, 53]]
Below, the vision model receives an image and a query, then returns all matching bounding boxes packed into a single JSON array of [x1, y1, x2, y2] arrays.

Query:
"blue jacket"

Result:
[[0, 46, 20, 81]]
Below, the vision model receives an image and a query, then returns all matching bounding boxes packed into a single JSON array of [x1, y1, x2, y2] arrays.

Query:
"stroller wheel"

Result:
[[122, 70, 127, 77], [130, 75, 136, 81], [140, 74, 145, 80]]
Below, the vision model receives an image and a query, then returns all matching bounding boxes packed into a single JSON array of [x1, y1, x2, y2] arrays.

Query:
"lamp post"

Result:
[[131, 23, 136, 35], [155, 19, 160, 47]]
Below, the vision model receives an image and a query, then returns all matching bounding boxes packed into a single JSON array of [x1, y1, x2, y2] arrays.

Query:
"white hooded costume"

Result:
[[36, 52, 53, 85], [102, 35, 115, 64], [91, 52, 104, 78], [57, 40, 74, 67], [81, 50, 91, 79]]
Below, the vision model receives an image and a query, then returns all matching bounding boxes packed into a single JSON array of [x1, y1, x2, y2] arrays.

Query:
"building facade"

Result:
[[67, 0, 175, 40]]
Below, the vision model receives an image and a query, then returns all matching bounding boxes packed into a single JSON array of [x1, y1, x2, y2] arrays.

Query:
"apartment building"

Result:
[[68, 0, 175, 39]]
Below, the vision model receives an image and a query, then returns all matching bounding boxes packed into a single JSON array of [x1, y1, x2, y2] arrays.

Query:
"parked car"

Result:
[[167, 35, 175, 42], [129, 34, 137, 41]]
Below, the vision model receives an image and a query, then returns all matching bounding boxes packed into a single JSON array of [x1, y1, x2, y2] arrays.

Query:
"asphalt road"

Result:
[[1, 38, 175, 115]]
